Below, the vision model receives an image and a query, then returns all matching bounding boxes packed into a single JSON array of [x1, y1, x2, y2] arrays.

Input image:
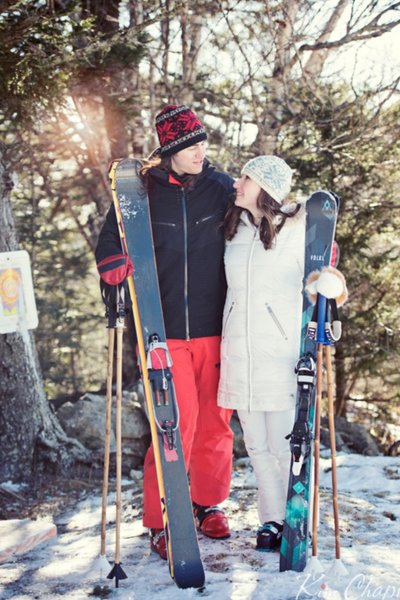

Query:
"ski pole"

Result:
[[99, 325, 115, 575], [90, 305, 117, 596], [306, 293, 326, 575], [92, 283, 119, 582], [312, 344, 323, 553], [107, 286, 127, 587], [325, 344, 348, 576], [115, 324, 124, 578]]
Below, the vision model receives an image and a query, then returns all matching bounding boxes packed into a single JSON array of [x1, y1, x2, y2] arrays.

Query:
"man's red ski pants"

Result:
[[142, 336, 233, 529]]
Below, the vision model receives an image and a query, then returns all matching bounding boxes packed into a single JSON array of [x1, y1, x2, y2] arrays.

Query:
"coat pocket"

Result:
[[152, 221, 177, 228], [195, 214, 215, 225], [152, 221, 180, 250], [265, 302, 288, 340], [194, 209, 224, 227], [222, 300, 235, 338], [193, 211, 225, 248]]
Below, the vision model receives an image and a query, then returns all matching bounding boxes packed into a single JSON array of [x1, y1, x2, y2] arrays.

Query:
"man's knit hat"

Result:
[[241, 155, 293, 204], [155, 104, 207, 157]]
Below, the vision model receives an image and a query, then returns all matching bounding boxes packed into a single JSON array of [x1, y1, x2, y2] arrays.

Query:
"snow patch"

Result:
[[0, 454, 399, 599], [0, 519, 56, 564]]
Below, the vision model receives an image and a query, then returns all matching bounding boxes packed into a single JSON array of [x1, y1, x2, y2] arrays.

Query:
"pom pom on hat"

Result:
[[155, 104, 207, 156], [241, 155, 293, 204]]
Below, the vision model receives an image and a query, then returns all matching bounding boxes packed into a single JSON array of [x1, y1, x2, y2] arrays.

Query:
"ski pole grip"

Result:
[[316, 294, 327, 344]]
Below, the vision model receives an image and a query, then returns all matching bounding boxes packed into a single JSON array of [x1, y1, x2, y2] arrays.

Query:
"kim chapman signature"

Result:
[[296, 573, 400, 600]]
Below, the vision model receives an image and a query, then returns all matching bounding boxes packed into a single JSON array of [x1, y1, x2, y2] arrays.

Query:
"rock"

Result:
[[129, 468, 144, 484], [120, 392, 151, 467], [57, 389, 151, 470], [0, 519, 57, 563], [57, 394, 116, 451], [320, 416, 380, 456]]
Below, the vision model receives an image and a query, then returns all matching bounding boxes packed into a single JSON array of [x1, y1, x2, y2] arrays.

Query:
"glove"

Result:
[[305, 266, 348, 343], [305, 266, 348, 306], [97, 253, 133, 285]]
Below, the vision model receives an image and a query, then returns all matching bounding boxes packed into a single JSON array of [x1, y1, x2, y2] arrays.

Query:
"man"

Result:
[[96, 104, 234, 559]]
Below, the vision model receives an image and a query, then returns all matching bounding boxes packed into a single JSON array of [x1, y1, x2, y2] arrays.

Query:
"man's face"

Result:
[[171, 141, 207, 175]]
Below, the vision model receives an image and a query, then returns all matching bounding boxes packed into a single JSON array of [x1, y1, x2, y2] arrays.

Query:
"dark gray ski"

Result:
[[110, 158, 205, 589]]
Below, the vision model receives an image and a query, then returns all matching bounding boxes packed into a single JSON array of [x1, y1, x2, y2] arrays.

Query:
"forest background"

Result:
[[0, 0, 399, 482]]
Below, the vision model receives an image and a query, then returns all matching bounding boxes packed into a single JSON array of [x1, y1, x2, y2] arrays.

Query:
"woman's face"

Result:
[[234, 175, 262, 219]]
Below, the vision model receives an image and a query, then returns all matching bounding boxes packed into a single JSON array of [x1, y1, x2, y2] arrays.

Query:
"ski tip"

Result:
[[173, 563, 205, 589], [115, 157, 143, 178]]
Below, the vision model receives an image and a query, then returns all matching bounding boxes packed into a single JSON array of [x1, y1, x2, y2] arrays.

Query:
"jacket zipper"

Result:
[[181, 190, 190, 341], [247, 230, 258, 410], [265, 302, 288, 340]]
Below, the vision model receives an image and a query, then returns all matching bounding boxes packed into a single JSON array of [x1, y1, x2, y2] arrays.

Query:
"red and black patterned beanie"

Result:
[[155, 104, 207, 157]]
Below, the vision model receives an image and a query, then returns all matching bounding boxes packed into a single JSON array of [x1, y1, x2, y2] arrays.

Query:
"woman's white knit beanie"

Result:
[[241, 155, 293, 204]]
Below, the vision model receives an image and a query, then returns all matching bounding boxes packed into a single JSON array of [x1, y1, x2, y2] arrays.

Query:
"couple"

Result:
[[95, 104, 304, 560]]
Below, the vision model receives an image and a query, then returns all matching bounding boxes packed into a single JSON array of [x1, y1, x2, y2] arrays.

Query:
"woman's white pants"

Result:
[[237, 408, 295, 524]]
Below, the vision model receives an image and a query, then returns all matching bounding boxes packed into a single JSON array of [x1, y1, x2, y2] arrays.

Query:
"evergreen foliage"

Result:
[[0, 0, 399, 443]]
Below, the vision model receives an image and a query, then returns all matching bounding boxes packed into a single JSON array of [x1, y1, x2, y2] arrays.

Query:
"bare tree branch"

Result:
[[303, 0, 350, 77], [300, 14, 400, 53]]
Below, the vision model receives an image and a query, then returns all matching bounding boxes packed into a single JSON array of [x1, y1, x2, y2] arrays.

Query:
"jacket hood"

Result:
[[149, 158, 214, 188]]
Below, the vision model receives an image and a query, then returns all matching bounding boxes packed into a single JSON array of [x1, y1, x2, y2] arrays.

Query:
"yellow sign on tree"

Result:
[[0, 251, 38, 334]]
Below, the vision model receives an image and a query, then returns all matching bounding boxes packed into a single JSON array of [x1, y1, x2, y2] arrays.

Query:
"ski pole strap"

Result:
[[307, 303, 318, 341], [100, 279, 130, 328], [307, 296, 342, 344], [115, 283, 126, 328], [325, 298, 342, 343]]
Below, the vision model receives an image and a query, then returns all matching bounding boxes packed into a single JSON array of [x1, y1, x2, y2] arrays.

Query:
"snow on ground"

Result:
[[0, 452, 399, 600]]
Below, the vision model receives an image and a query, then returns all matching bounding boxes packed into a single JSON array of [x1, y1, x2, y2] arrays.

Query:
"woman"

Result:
[[218, 155, 304, 552]]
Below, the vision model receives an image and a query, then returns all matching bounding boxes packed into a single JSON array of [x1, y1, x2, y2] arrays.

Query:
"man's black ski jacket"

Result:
[[95, 161, 234, 340]]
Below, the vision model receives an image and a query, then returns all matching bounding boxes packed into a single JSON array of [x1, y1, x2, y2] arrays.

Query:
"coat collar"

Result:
[[149, 159, 214, 188]]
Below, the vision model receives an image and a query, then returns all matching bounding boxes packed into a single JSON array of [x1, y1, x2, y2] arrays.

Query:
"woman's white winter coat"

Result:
[[218, 208, 305, 412]]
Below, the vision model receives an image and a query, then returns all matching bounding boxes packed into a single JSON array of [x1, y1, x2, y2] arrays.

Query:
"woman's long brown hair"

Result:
[[224, 185, 300, 250]]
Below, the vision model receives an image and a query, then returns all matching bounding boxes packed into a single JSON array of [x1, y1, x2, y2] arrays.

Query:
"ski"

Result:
[[109, 158, 205, 589], [279, 191, 339, 572]]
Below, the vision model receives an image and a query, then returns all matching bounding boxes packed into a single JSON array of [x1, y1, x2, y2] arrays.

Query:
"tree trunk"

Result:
[[254, 1, 301, 153], [0, 144, 89, 482], [303, 0, 350, 79], [180, 6, 203, 105]]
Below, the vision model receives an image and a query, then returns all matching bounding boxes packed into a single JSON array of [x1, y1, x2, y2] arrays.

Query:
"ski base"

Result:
[[111, 158, 205, 589]]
